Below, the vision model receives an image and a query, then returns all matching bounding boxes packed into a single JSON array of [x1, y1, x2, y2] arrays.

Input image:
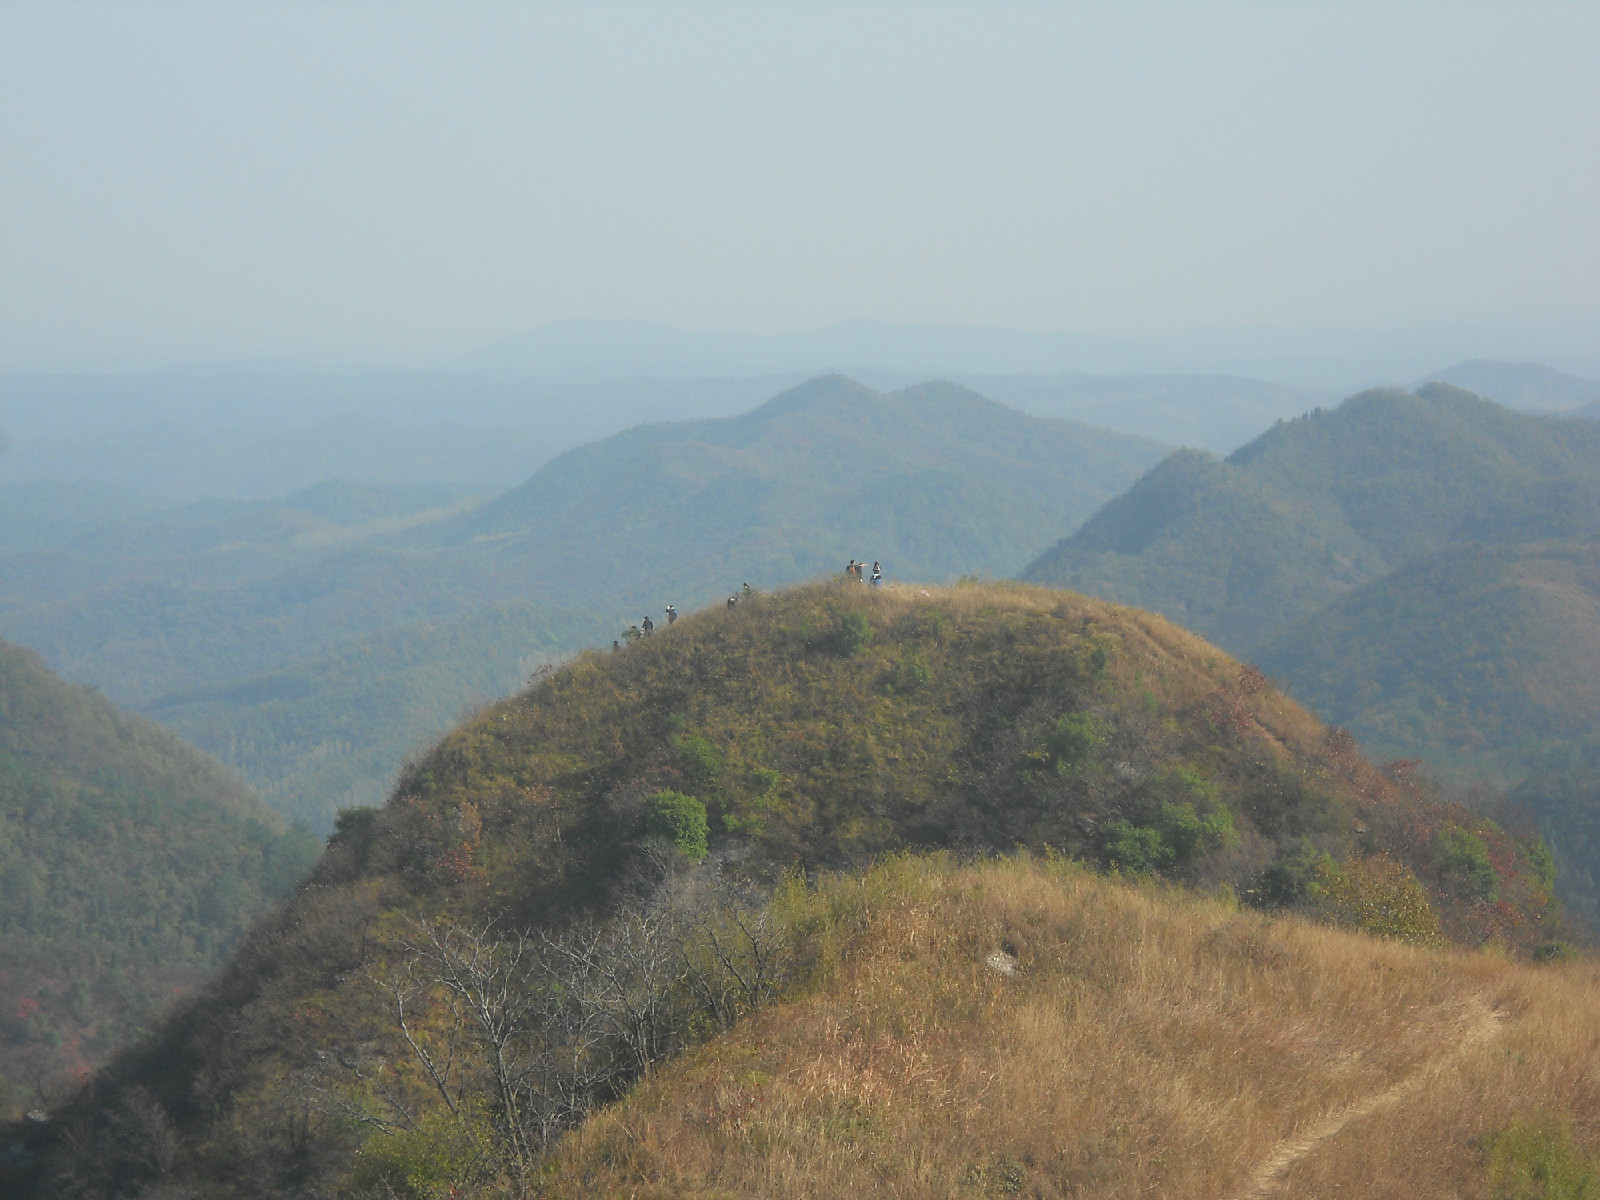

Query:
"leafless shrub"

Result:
[[354, 875, 796, 1185]]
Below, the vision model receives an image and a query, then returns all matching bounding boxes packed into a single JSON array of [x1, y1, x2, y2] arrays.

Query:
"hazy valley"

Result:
[[5, 357, 1600, 1196]]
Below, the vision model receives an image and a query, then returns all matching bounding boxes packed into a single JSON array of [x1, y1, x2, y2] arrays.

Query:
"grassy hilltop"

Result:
[[10, 581, 1568, 1198]]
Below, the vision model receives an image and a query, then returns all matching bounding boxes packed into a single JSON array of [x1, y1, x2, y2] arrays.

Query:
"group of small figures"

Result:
[[614, 584, 755, 648], [846, 559, 884, 585]]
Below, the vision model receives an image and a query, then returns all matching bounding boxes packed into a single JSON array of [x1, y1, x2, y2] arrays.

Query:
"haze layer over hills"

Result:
[[6, 582, 1563, 1198], [0, 377, 1162, 828], [0, 638, 318, 1115], [1424, 360, 1600, 413]]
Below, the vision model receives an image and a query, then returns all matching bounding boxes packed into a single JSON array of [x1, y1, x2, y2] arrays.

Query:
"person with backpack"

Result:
[[665, 605, 677, 624]]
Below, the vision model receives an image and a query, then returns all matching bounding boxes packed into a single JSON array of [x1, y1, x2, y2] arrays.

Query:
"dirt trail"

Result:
[[1231, 998, 1505, 1199]]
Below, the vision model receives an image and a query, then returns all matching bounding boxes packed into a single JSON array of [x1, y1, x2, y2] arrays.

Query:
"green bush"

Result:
[[1102, 820, 1166, 875], [834, 612, 873, 657], [1317, 854, 1441, 944], [1159, 800, 1234, 862], [1251, 838, 1331, 907], [1533, 940, 1578, 963], [1486, 1115, 1600, 1199], [1045, 712, 1101, 773], [345, 1110, 490, 1200], [1435, 824, 1499, 902], [647, 790, 709, 861], [1101, 801, 1234, 875], [329, 805, 378, 847], [1524, 835, 1557, 897], [883, 653, 931, 694], [675, 734, 724, 794]]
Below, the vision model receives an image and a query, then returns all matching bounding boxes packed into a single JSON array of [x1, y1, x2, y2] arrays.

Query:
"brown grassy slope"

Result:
[[543, 854, 1599, 1200], [12, 581, 1559, 1198]]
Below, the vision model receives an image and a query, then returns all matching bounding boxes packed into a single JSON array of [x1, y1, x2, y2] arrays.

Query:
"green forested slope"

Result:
[[1023, 385, 1600, 652], [0, 639, 319, 1115], [12, 583, 1558, 1199], [1248, 542, 1600, 924], [425, 375, 1166, 604], [1256, 542, 1600, 767], [144, 603, 613, 825]]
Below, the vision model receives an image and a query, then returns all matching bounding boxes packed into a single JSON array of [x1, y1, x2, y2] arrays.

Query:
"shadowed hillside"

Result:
[[8, 581, 1560, 1198], [1023, 384, 1600, 653], [1256, 542, 1600, 770], [0, 639, 320, 1117]]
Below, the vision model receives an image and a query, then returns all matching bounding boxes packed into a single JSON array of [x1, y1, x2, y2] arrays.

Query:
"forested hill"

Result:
[[0, 639, 319, 1116], [1251, 542, 1600, 925], [1425, 359, 1600, 412], [1023, 384, 1600, 653], [0, 376, 1162, 829], [415, 374, 1166, 607], [13, 582, 1560, 1198], [1255, 541, 1600, 768]]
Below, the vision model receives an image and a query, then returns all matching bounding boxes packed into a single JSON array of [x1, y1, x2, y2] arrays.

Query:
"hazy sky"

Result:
[[2, 1, 1597, 370]]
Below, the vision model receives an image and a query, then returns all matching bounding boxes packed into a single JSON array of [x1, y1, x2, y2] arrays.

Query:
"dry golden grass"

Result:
[[538, 854, 1600, 1199]]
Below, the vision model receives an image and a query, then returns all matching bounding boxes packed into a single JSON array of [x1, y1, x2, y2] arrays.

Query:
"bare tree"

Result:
[[677, 881, 790, 1027], [363, 881, 798, 1185], [534, 904, 689, 1081]]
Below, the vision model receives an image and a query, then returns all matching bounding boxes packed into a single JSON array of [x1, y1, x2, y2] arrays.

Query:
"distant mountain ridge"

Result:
[[1020, 382, 1600, 920], [453, 316, 1600, 392], [0, 376, 1163, 828], [1023, 384, 1600, 652], [424, 376, 1166, 604], [1424, 359, 1600, 413]]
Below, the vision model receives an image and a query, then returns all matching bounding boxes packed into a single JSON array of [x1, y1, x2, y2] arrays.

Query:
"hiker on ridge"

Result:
[[642, 615, 654, 635], [666, 605, 677, 624]]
